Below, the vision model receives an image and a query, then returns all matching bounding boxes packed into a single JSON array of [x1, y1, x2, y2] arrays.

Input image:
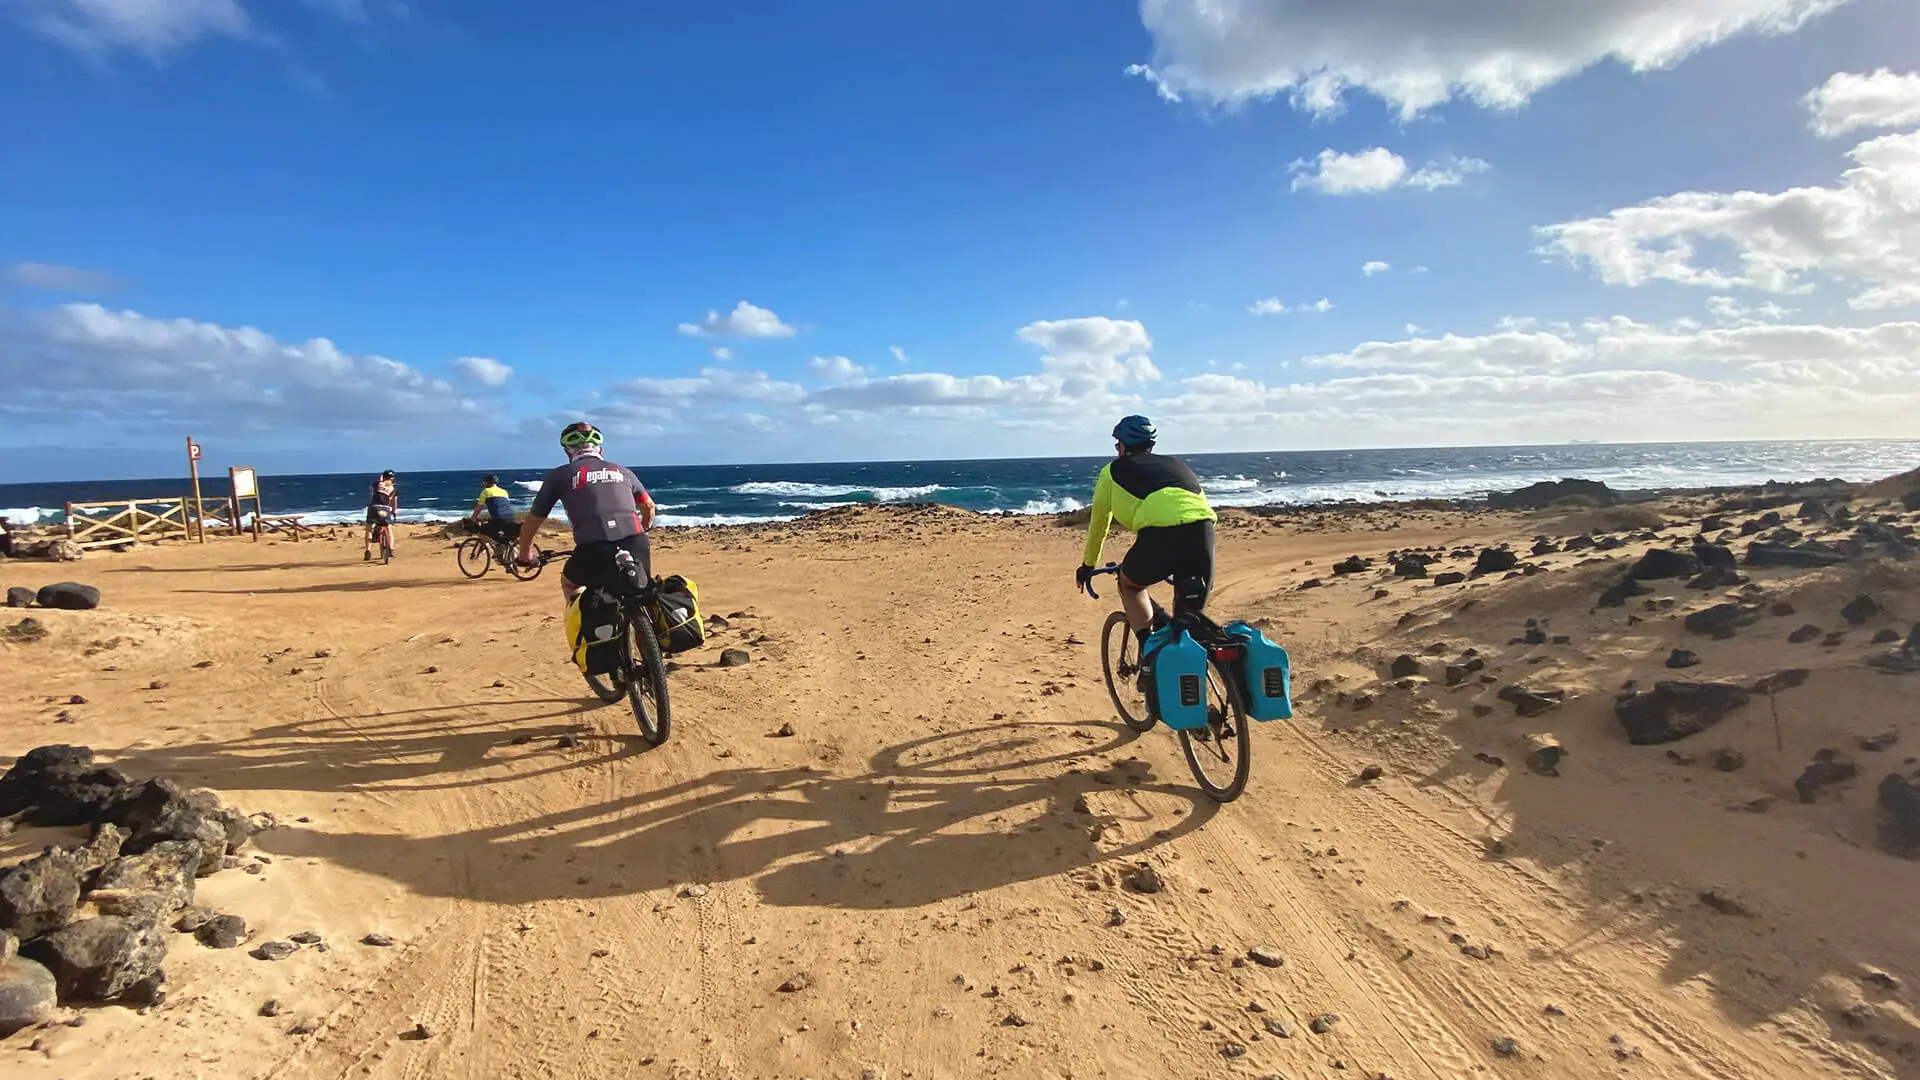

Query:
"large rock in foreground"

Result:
[[0, 955, 59, 1036], [88, 841, 205, 919], [1615, 682, 1752, 745], [0, 848, 85, 938], [35, 582, 100, 611], [19, 916, 167, 1004], [1880, 775, 1920, 858]]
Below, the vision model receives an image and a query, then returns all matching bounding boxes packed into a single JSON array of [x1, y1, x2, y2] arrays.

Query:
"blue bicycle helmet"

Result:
[[1112, 415, 1157, 449]]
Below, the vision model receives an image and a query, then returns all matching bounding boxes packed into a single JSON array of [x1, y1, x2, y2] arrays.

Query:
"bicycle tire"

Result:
[[1100, 610, 1156, 733], [625, 605, 672, 746], [1177, 660, 1251, 802], [507, 540, 545, 581], [583, 664, 626, 705], [456, 537, 492, 578]]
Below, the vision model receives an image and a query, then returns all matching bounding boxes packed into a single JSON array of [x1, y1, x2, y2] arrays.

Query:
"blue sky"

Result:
[[2, 0, 1918, 480]]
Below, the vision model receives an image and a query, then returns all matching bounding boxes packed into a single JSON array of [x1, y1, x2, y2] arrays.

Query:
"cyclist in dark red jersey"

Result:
[[515, 423, 656, 603]]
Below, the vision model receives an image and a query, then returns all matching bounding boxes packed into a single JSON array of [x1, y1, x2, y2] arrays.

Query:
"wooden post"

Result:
[[64, 502, 74, 545], [187, 437, 206, 543]]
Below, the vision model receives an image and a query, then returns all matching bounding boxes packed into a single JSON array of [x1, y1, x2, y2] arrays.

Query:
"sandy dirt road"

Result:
[[4, 504, 1916, 1079]]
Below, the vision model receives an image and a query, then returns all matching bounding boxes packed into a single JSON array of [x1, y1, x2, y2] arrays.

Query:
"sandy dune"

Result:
[[4, 497, 1919, 1079]]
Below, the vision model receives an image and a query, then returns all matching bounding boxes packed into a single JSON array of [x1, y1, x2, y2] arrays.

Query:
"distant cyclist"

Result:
[[1076, 415, 1217, 644], [364, 469, 399, 562], [516, 423, 656, 603], [467, 474, 518, 548]]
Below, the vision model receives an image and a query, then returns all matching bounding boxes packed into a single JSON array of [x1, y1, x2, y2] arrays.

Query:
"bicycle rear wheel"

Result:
[[457, 537, 491, 578], [624, 606, 672, 746], [583, 664, 626, 704], [1100, 611, 1155, 733], [1177, 660, 1251, 802], [507, 540, 545, 581]]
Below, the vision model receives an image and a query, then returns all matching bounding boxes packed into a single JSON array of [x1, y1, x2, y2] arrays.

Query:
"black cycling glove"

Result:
[[1075, 564, 1095, 593]]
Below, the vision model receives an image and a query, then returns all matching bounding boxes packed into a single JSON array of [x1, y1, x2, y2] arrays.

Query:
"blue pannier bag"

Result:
[[1225, 620, 1291, 721], [1141, 624, 1210, 731]]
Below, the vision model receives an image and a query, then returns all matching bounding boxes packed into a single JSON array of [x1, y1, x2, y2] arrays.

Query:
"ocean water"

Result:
[[2, 440, 1916, 530]]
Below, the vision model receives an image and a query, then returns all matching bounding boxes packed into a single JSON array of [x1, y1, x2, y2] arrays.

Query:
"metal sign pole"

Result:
[[187, 437, 207, 542]]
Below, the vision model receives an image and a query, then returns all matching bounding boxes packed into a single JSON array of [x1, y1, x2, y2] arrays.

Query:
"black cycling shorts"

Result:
[[1121, 520, 1215, 610], [479, 518, 518, 544], [564, 534, 652, 593], [365, 505, 393, 528]]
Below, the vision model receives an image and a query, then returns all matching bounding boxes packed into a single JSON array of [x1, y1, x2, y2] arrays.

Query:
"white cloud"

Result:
[[1706, 295, 1791, 325], [712, 346, 733, 362], [1, 302, 477, 432], [452, 355, 512, 386], [615, 366, 807, 408], [1307, 298, 1335, 313], [1361, 261, 1391, 277], [808, 355, 869, 382], [1290, 148, 1405, 194], [1538, 120, 1920, 310], [17, 0, 252, 57], [676, 300, 797, 339], [6, 261, 117, 293], [890, 344, 909, 364], [1290, 148, 1487, 195], [1132, 0, 1847, 120], [1249, 298, 1288, 316], [1804, 69, 1920, 137]]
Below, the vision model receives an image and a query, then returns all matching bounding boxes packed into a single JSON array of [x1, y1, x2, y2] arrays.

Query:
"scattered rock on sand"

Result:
[[251, 941, 299, 961], [1788, 624, 1823, 644], [195, 915, 248, 949], [6, 616, 48, 642], [259, 999, 285, 1017], [1873, 628, 1902, 644], [1666, 649, 1701, 669], [88, 841, 204, 918], [777, 971, 813, 993], [1770, 601, 1797, 617], [718, 649, 752, 667], [1393, 558, 1429, 579], [770, 722, 797, 738], [1124, 863, 1165, 894], [1247, 946, 1285, 968], [1263, 1016, 1296, 1038], [1597, 575, 1651, 608], [20, 916, 167, 1003], [1308, 1013, 1341, 1035], [1699, 889, 1754, 917], [1860, 733, 1899, 753], [1332, 556, 1369, 575], [1745, 542, 1849, 569], [0, 954, 58, 1036], [1795, 750, 1859, 803], [1841, 594, 1883, 626], [1713, 749, 1747, 773], [1355, 765, 1385, 784], [1388, 655, 1422, 679], [1614, 682, 1751, 745], [1878, 775, 1920, 857], [1473, 548, 1519, 575], [4, 587, 32, 609], [1628, 548, 1699, 581], [1493, 1037, 1519, 1057], [35, 583, 101, 611], [362, 933, 396, 947], [1487, 479, 1617, 509], [1433, 572, 1466, 586], [1496, 684, 1565, 717], [1684, 604, 1759, 637], [1524, 735, 1567, 776]]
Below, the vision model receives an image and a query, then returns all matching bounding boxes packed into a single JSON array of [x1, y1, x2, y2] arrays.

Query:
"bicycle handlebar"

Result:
[[1080, 562, 1121, 600]]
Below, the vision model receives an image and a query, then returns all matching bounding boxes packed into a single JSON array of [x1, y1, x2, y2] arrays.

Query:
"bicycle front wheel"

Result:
[[624, 607, 672, 746], [457, 537, 492, 578], [507, 540, 545, 581], [1100, 611, 1155, 733], [1178, 660, 1251, 802]]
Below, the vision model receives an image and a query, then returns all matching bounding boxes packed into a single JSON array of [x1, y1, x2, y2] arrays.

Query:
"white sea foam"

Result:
[[730, 481, 946, 501], [1, 507, 57, 526]]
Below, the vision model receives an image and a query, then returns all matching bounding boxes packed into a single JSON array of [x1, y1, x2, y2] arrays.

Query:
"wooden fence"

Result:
[[64, 498, 194, 550]]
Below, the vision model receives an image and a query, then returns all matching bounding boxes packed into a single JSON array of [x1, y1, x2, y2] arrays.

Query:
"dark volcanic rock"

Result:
[[1473, 548, 1520, 576], [29, 764, 132, 827], [0, 744, 95, 817], [1692, 542, 1737, 570], [1666, 649, 1701, 669], [1332, 556, 1370, 576], [1598, 576, 1651, 608], [718, 649, 752, 667], [1629, 548, 1700, 581], [19, 916, 167, 1003], [1615, 682, 1751, 745], [1685, 567, 1748, 590], [1487, 479, 1618, 510], [1788, 624, 1823, 644], [1433, 571, 1466, 586], [1794, 750, 1859, 803], [1874, 628, 1903, 644], [35, 583, 101, 611], [1745, 542, 1849, 569], [1393, 558, 1429, 579], [1879, 775, 1920, 857], [88, 841, 204, 918], [1497, 685, 1565, 717], [1531, 540, 1561, 557], [195, 915, 248, 950], [1684, 604, 1759, 637], [1841, 594, 1883, 626], [0, 848, 84, 938], [0, 955, 58, 1036], [1388, 655, 1422, 679], [4, 587, 32, 609], [1563, 534, 1597, 551]]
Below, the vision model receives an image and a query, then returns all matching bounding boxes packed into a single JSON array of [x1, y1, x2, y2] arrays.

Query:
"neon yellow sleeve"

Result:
[[1081, 465, 1115, 567]]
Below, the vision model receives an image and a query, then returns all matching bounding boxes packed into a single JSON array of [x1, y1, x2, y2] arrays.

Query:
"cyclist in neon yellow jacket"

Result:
[[1076, 415, 1217, 644]]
